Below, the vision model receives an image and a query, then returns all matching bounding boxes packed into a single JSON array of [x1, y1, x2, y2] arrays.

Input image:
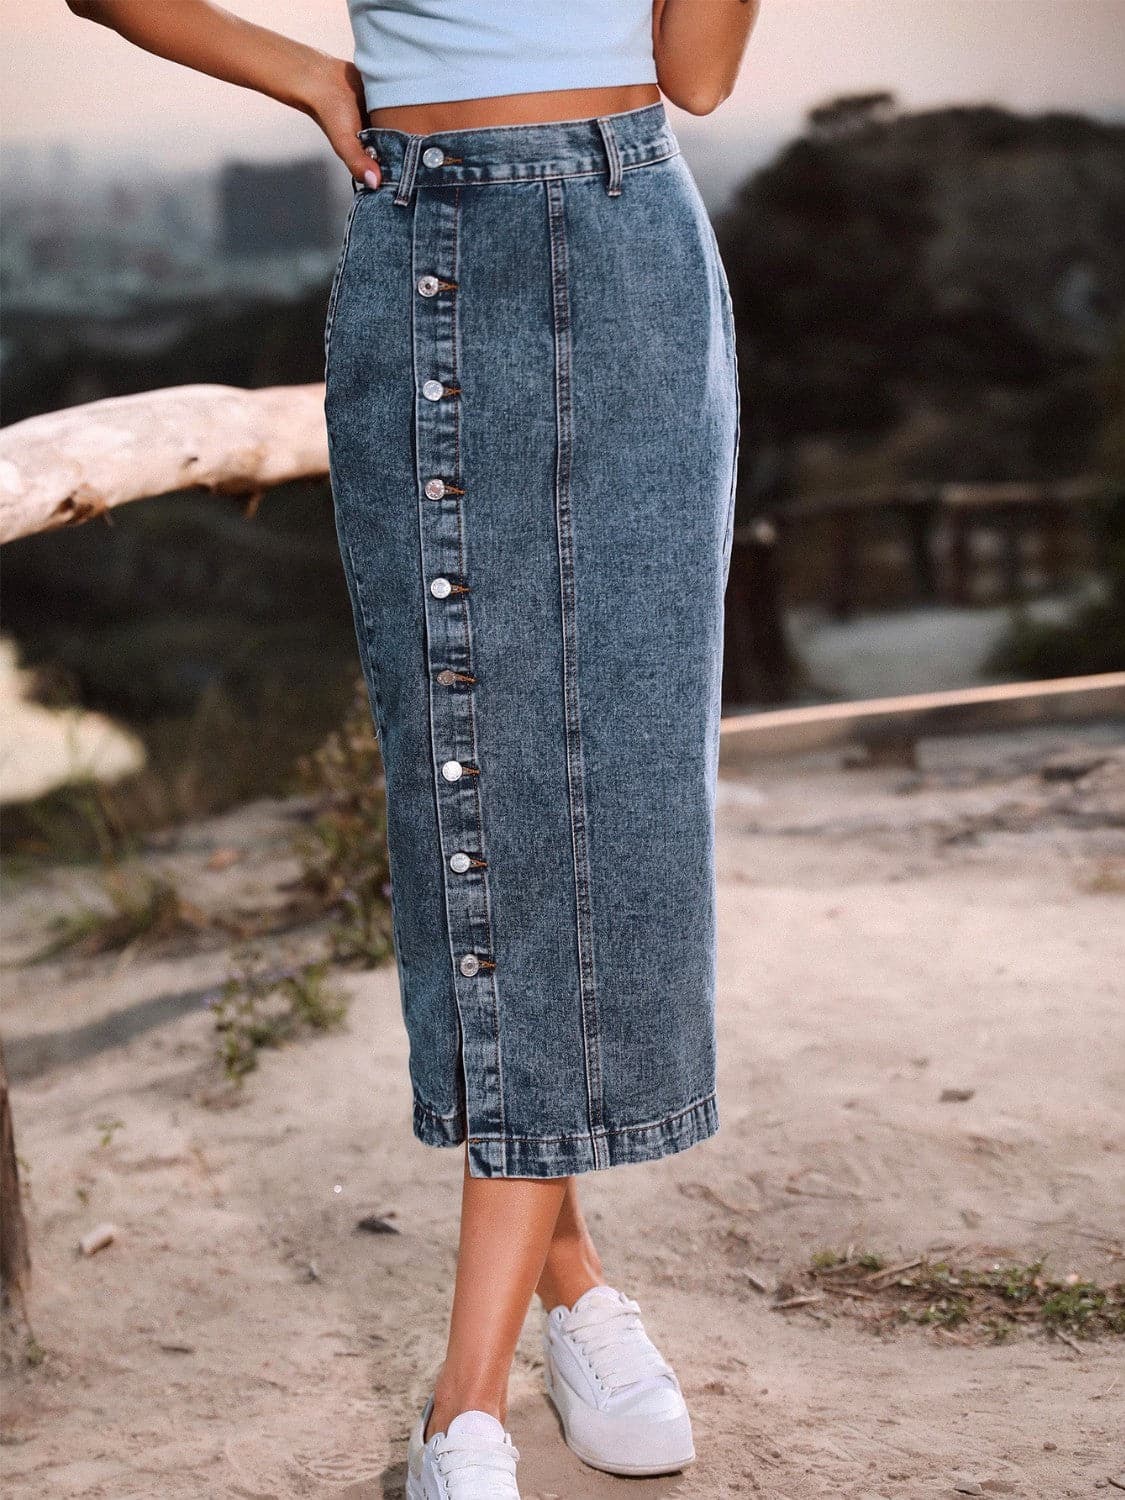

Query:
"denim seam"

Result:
[[447, 187, 507, 1153], [452, 188, 464, 487], [463, 1092, 718, 1145], [415, 1095, 465, 1125], [546, 175, 606, 1169], [337, 534, 388, 739]]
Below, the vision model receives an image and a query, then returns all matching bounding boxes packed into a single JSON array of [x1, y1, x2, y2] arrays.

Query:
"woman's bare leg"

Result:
[[535, 1177, 605, 1313], [427, 1150, 569, 1438]]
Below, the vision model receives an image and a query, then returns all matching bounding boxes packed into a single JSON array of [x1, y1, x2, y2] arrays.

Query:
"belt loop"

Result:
[[394, 134, 423, 207], [595, 116, 624, 197]]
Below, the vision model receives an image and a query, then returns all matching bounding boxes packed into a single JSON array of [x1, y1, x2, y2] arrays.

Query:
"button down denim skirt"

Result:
[[324, 102, 739, 1178]]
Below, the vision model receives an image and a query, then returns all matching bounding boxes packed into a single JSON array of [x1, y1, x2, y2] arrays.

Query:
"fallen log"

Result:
[[0, 383, 329, 544], [0, 1038, 31, 1318]]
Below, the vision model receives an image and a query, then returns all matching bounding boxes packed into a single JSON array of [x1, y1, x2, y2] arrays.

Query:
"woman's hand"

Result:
[[65, 1, 381, 187], [299, 53, 382, 190]]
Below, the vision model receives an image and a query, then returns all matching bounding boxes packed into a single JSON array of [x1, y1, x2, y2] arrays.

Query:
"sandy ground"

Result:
[[2, 726, 1123, 1499]]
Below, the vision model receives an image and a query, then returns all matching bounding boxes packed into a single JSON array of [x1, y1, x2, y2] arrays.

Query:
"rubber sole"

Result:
[[404, 1463, 425, 1500], [545, 1358, 696, 1478]]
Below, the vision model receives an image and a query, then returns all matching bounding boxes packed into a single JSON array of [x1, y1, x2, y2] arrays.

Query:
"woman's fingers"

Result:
[[326, 111, 381, 188], [360, 148, 382, 191], [312, 62, 381, 188]]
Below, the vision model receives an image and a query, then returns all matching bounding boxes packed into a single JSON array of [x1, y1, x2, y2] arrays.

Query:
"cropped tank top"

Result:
[[346, 1, 659, 113]]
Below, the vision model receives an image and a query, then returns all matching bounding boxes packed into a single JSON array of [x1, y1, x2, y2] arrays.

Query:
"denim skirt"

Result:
[[324, 102, 739, 1178]]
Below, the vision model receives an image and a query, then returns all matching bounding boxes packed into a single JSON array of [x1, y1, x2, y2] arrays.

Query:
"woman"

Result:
[[65, 2, 759, 1494]]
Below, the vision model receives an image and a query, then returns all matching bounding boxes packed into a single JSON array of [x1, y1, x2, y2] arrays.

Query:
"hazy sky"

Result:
[[4, 0, 1124, 169]]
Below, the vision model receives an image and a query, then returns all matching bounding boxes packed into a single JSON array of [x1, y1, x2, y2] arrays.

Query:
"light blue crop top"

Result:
[[346, 1, 658, 113]]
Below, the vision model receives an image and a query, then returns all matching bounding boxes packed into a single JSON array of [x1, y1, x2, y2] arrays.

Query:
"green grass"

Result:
[[793, 1250, 1125, 1342], [211, 947, 349, 1084], [32, 869, 206, 961], [293, 679, 395, 969]]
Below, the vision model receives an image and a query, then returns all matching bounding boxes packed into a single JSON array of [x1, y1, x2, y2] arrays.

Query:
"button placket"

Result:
[[410, 182, 499, 1133]]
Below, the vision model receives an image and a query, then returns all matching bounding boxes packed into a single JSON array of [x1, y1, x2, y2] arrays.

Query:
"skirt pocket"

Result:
[[323, 187, 365, 376]]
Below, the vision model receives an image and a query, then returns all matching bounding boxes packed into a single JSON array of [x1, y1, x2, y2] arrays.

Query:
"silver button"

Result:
[[363, 145, 379, 160], [429, 577, 453, 599], [424, 478, 447, 500], [459, 953, 480, 977], [441, 759, 463, 782], [436, 668, 457, 686], [422, 146, 445, 169], [417, 275, 440, 297], [422, 379, 444, 402], [449, 851, 471, 874]]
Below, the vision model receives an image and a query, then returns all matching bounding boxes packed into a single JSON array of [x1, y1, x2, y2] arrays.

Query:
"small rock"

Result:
[[1107, 1478, 1125, 1493], [78, 1222, 117, 1256], [960, 1208, 983, 1229], [355, 1216, 399, 1235], [206, 846, 243, 871], [1040, 754, 1106, 783], [953, 1485, 984, 1496], [940, 1088, 975, 1103], [1043, 1442, 1056, 1452]]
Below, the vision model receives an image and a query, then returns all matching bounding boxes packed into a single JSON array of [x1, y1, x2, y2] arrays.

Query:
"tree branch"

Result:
[[0, 383, 330, 544]]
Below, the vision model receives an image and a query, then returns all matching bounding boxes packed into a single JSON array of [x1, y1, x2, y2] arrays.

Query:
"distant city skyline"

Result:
[[4, 0, 1123, 178]]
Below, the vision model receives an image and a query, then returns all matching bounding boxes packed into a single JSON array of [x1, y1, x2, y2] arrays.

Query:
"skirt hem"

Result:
[[412, 1091, 720, 1179]]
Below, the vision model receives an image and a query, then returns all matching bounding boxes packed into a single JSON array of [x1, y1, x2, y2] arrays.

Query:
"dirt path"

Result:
[[2, 728, 1123, 1498]]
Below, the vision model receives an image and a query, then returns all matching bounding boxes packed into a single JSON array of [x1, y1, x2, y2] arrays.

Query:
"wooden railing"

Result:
[[778, 479, 1103, 618]]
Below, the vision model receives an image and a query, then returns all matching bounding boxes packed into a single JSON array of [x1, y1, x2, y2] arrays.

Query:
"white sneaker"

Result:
[[406, 1397, 521, 1500], [544, 1285, 695, 1476]]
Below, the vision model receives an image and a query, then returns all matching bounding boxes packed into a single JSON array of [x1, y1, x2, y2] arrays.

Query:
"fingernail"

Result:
[[363, 168, 381, 190]]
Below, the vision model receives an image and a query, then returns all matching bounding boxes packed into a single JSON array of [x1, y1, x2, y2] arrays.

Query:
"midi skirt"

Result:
[[323, 101, 739, 1178]]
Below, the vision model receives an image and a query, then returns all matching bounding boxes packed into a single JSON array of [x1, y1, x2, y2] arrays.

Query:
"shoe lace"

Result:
[[566, 1296, 674, 1397], [434, 1433, 520, 1499]]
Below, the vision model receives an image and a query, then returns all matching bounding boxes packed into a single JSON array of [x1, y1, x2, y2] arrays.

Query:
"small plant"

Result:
[[811, 1249, 846, 1271], [1079, 858, 1125, 895], [809, 1249, 885, 1272], [212, 946, 349, 1083], [914, 1295, 970, 1329], [990, 1260, 1043, 1306], [1041, 1280, 1124, 1335], [795, 1250, 1125, 1342], [95, 1118, 125, 1150], [294, 680, 395, 968], [35, 869, 207, 960], [3, 777, 136, 870]]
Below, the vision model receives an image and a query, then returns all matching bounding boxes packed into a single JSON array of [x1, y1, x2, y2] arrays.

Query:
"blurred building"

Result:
[[219, 157, 335, 258]]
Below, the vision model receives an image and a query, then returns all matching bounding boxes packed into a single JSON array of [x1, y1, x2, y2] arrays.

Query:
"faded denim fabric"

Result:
[[324, 102, 739, 1179]]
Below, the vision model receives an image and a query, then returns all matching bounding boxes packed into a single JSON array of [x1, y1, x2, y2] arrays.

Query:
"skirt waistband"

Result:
[[355, 100, 678, 203]]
